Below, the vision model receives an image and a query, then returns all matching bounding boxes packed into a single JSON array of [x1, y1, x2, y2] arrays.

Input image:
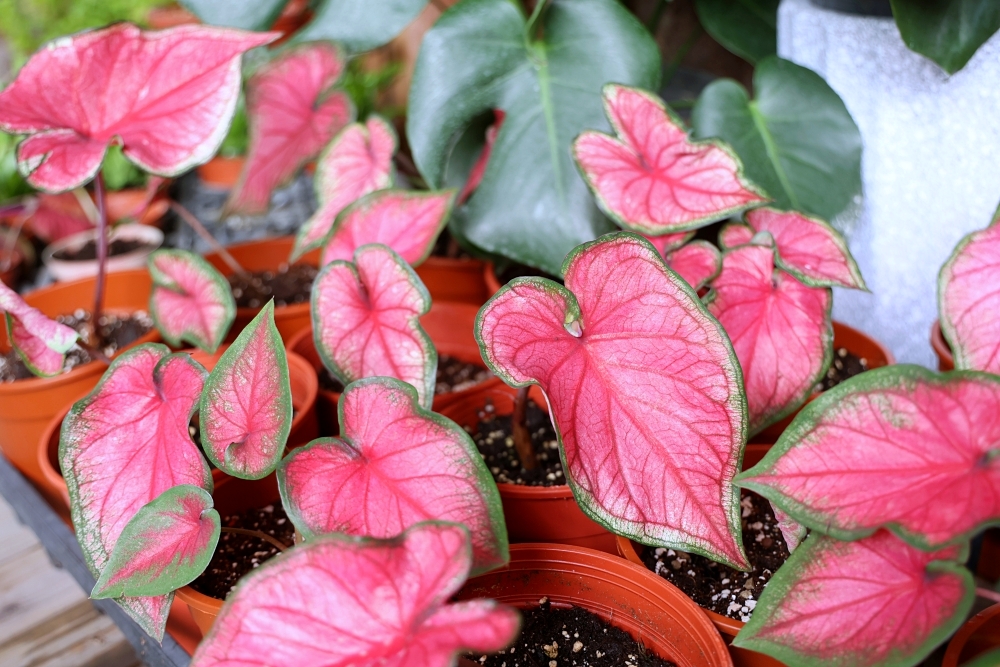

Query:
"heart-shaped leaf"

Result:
[[573, 84, 767, 235], [200, 302, 292, 480], [0, 279, 79, 377], [279, 377, 507, 574], [408, 0, 660, 276], [319, 189, 455, 267], [60, 344, 211, 639], [939, 213, 1000, 373], [148, 249, 236, 354], [190, 523, 519, 667], [293, 0, 431, 53], [290, 116, 396, 262], [641, 231, 694, 256], [733, 531, 973, 667], [693, 0, 778, 65], [719, 222, 754, 249], [27, 192, 94, 243], [667, 240, 722, 291], [226, 43, 354, 215], [693, 56, 862, 222], [0, 24, 276, 193], [708, 244, 832, 435], [892, 0, 1000, 74], [738, 366, 1000, 550], [313, 243, 436, 408], [746, 207, 865, 289], [92, 485, 220, 600], [476, 232, 749, 568]]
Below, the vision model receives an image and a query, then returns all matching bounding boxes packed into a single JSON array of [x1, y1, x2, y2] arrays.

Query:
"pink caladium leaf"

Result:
[[476, 232, 749, 568], [738, 366, 1000, 549], [573, 84, 767, 236], [148, 249, 236, 354], [708, 244, 832, 435], [279, 377, 507, 574], [190, 522, 519, 667], [667, 240, 721, 291], [226, 43, 354, 215], [0, 279, 79, 377], [200, 302, 292, 479], [290, 116, 397, 262], [312, 244, 436, 408], [939, 212, 1000, 373], [719, 222, 754, 250], [458, 109, 505, 205], [59, 344, 211, 639], [733, 531, 973, 667], [0, 24, 277, 193], [91, 485, 220, 600], [770, 502, 806, 553], [641, 231, 694, 257], [320, 189, 456, 267], [746, 207, 866, 290]]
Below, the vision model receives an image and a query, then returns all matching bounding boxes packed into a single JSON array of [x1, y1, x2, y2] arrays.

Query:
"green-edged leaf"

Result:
[[294, 0, 430, 53], [178, 0, 290, 31], [92, 485, 220, 600], [964, 647, 1000, 667], [692, 56, 862, 223], [891, 0, 1000, 74], [148, 250, 236, 354], [408, 0, 660, 276], [693, 0, 778, 64]]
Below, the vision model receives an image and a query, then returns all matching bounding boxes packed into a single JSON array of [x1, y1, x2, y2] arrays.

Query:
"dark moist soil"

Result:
[[317, 354, 493, 396], [466, 398, 564, 487], [228, 264, 318, 309], [189, 500, 295, 600], [0, 310, 153, 382], [817, 347, 869, 392], [469, 599, 676, 667], [52, 238, 152, 261], [641, 491, 790, 623], [496, 263, 562, 286]]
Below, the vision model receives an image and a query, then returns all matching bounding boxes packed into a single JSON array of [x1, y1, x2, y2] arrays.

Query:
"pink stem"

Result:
[[977, 587, 1000, 604], [93, 173, 108, 336], [169, 201, 249, 279]]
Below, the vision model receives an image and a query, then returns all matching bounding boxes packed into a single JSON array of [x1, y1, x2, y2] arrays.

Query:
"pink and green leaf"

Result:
[[226, 43, 354, 215], [320, 189, 456, 267], [733, 531, 973, 667], [667, 240, 722, 291], [476, 232, 749, 568], [148, 249, 236, 354], [641, 231, 694, 257], [737, 366, 1000, 549], [189, 523, 519, 667], [91, 485, 220, 600], [719, 222, 754, 249], [290, 116, 397, 262], [573, 84, 768, 235], [59, 344, 211, 639], [771, 502, 806, 553], [278, 377, 507, 575], [746, 207, 866, 290], [939, 216, 1000, 374], [312, 243, 436, 408], [0, 279, 78, 377], [200, 301, 292, 480], [708, 244, 832, 435], [0, 24, 276, 193]]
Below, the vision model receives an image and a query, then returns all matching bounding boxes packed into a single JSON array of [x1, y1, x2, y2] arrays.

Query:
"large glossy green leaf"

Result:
[[692, 57, 861, 223], [178, 0, 289, 31], [407, 0, 660, 276], [892, 0, 1000, 74], [293, 0, 430, 52], [693, 0, 778, 65]]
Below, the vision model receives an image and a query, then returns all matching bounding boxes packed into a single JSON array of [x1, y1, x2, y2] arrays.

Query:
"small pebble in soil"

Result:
[[816, 348, 869, 392], [467, 398, 564, 486], [469, 600, 675, 667], [642, 491, 790, 622], [228, 264, 318, 309], [319, 354, 493, 396]]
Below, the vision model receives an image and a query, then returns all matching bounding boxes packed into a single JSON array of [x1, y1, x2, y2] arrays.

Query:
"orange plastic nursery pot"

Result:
[[943, 603, 1000, 667], [196, 156, 246, 189], [105, 187, 170, 227], [416, 256, 490, 305], [456, 543, 734, 667], [0, 270, 159, 488], [438, 385, 618, 554], [931, 320, 955, 371]]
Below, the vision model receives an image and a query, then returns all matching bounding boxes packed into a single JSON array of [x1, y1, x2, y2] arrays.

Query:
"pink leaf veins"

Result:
[[719, 222, 754, 250], [666, 240, 721, 291], [1, 279, 78, 377]]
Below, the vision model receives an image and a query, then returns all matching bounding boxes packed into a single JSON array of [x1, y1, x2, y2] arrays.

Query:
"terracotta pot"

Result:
[[0, 270, 159, 488], [931, 320, 955, 371], [196, 156, 246, 189], [944, 603, 1000, 667], [416, 256, 489, 305], [616, 444, 782, 667], [484, 261, 503, 296], [43, 223, 164, 282], [105, 188, 170, 227], [456, 543, 733, 667], [204, 236, 320, 344], [438, 385, 618, 554]]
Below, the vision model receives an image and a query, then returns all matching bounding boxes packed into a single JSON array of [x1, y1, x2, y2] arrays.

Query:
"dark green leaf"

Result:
[[293, 0, 430, 53], [178, 0, 289, 31], [892, 0, 1000, 74], [408, 0, 660, 276], [694, 0, 778, 64], [692, 56, 861, 222]]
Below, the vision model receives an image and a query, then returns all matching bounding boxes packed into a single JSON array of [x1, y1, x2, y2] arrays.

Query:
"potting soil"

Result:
[[318, 354, 492, 396], [228, 264, 318, 309], [817, 347, 869, 391], [467, 398, 565, 486], [52, 238, 152, 261]]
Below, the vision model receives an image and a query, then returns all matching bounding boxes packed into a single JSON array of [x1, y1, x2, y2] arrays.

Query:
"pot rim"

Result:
[[930, 319, 954, 364], [43, 222, 164, 266], [942, 602, 1000, 667]]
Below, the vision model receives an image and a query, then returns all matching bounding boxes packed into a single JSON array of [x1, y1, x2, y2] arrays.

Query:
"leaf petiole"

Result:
[[512, 386, 538, 471]]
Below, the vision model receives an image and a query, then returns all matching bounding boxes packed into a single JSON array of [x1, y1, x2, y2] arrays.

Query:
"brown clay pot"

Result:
[[416, 256, 490, 305], [484, 261, 503, 296], [438, 385, 618, 554], [456, 543, 734, 667], [0, 270, 160, 488], [107, 188, 170, 227], [931, 319, 955, 371], [196, 156, 246, 189], [943, 603, 1000, 667]]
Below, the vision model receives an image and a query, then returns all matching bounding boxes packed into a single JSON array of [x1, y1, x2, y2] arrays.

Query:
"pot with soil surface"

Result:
[[0, 269, 159, 488], [416, 230, 490, 305], [43, 223, 163, 282], [456, 543, 733, 667]]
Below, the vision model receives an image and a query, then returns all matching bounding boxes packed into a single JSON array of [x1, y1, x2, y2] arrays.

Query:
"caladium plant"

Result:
[[0, 279, 79, 377], [278, 377, 508, 574], [642, 231, 722, 292], [190, 522, 519, 667], [476, 232, 750, 568]]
